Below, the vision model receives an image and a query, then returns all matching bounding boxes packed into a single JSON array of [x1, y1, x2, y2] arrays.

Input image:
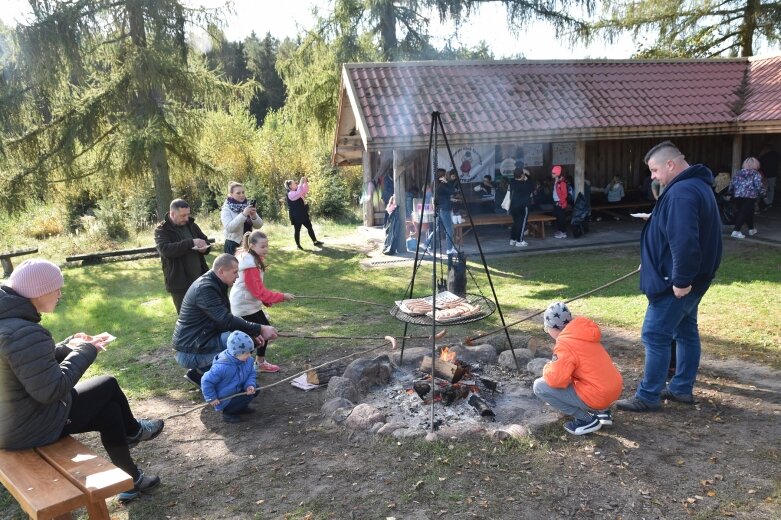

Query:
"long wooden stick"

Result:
[[164, 337, 397, 420], [292, 295, 386, 306], [278, 330, 447, 341], [464, 267, 640, 345]]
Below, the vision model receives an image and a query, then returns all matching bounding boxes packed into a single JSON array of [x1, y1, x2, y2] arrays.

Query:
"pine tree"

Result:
[[0, 0, 254, 217]]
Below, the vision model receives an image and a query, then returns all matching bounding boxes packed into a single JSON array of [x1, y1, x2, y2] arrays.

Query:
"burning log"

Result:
[[468, 394, 495, 419], [413, 381, 431, 399], [305, 363, 346, 385], [420, 355, 465, 384]]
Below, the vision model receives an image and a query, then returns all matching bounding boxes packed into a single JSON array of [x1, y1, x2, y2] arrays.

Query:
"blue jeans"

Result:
[[425, 211, 454, 251], [533, 378, 593, 421], [636, 292, 703, 403], [175, 331, 231, 370]]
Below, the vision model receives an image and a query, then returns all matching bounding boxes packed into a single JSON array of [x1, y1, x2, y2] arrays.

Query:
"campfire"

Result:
[[406, 347, 496, 418]]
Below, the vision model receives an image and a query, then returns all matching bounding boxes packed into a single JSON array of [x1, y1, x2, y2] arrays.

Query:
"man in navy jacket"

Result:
[[617, 141, 722, 412]]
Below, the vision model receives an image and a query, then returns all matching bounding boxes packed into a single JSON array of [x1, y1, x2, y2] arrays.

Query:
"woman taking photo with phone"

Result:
[[221, 181, 263, 255]]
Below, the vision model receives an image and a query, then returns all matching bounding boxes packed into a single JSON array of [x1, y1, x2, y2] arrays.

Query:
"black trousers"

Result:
[[171, 291, 187, 313], [553, 205, 567, 233], [60, 376, 141, 480], [293, 219, 318, 247], [242, 310, 270, 357], [510, 205, 529, 242], [732, 197, 756, 232]]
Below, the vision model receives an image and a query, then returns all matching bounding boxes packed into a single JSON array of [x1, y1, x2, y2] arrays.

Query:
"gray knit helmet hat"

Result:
[[543, 302, 573, 331]]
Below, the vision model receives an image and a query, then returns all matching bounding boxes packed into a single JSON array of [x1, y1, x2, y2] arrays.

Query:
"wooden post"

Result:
[[393, 149, 408, 253], [362, 151, 373, 226], [574, 140, 586, 196], [731, 135, 742, 173]]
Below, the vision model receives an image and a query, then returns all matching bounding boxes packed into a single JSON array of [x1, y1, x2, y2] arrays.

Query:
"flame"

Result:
[[439, 347, 456, 363]]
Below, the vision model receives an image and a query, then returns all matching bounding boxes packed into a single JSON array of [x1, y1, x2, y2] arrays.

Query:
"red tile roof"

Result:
[[340, 56, 781, 150]]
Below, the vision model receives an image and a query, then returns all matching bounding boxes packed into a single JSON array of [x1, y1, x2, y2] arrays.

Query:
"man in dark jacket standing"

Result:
[[154, 199, 211, 313], [617, 142, 722, 412], [173, 254, 278, 387]]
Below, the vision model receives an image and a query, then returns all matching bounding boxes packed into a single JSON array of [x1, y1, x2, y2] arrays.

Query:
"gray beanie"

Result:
[[543, 302, 573, 331], [227, 331, 255, 356]]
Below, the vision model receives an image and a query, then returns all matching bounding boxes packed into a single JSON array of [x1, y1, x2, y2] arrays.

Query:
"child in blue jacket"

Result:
[[201, 331, 258, 423]]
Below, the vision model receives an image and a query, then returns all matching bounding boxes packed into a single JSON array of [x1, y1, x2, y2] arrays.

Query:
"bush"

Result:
[[28, 206, 66, 239], [63, 190, 98, 232], [93, 202, 129, 240], [123, 189, 158, 231]]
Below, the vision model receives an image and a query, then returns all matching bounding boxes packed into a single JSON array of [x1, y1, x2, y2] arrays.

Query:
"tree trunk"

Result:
[[150, 140, 173, 221], [739, 0, 759, 57]]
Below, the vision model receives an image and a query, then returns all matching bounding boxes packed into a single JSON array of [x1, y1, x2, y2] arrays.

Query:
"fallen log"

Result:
[[305, 363, 346, 385], [420, 355, 464, 384]]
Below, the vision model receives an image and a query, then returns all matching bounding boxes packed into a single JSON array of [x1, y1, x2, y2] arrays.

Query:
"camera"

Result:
[[249, 200, 256, 207]]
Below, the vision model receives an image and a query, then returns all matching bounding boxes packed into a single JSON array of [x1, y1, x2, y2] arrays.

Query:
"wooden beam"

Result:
[[362, 151, 373, 227], [731, 134, 742, 173], [574, 140, 586, 196], [393, 149, 408, 253]]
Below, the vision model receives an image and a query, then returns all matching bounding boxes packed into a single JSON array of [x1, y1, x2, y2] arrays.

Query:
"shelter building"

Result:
[[332, 56, 781, 250]]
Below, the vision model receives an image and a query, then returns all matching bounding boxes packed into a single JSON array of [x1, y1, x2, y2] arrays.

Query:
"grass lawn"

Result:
[[35, 223, 780, 400]]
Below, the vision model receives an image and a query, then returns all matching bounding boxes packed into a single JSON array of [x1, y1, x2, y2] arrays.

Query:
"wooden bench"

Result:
[[0, 436, 133, 520], [66, 238, 216, 265], [453, 213, 556, 245], [0, 247, 38, 277]]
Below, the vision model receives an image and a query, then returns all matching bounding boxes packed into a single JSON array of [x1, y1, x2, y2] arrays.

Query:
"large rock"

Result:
[[390, 346, 432, 368], [325, 376, 360, 403], [345, 403, 386, 430], [376, 422, 407, 436], [526, 358, 549, 377], [321, 397, 354, 418], [486, 334, 539, 353], [449, 344, 497, 365], [392, 428, 426, 439], [497, 348, 535, 369], [343, 354, 393, 394]]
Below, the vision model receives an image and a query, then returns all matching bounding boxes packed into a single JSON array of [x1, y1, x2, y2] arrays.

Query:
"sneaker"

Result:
[[615, 397, 661, 412], [183, 368, 203, 388], [446, 248, 458, 255], [313, 241, 324, 246], [509, 240, 517, 246], [554, 232, 567, 239], [257, 361, 280, 373], [127, 419, 164, 448], [563, 414, 602, 435], [731, 230, 745, 239], [660, 388, 695, 404], [748, 228, 758, 236], [517, 241, 528, 247], [222, 413, 242, 423], [594, 409, 613, 426], [118, 471, 160, 503]]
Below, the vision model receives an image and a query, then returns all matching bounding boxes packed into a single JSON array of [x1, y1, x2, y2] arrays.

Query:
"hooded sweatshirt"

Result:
[[542, 316, 623, 410]]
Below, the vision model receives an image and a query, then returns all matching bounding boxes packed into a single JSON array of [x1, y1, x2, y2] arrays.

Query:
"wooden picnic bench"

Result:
[[0, 436, 133, 520], [590, 200, 654, 221], [0, 247, 38, 277], [453, 213, 556, 246]]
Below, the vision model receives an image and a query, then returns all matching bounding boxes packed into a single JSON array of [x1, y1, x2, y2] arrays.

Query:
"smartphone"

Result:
[[249, 200, 256, 207]]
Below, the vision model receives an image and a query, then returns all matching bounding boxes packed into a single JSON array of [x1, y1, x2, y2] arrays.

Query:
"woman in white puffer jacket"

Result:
[[220, 181, 263, 255]]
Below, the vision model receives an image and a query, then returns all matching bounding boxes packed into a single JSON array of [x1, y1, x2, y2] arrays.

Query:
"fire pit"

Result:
[[319, 338, 562, 441]]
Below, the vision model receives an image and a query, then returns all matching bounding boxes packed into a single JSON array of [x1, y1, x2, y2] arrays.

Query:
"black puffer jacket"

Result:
[[0, 286, 97, 450], [172, 271, 261, 355]]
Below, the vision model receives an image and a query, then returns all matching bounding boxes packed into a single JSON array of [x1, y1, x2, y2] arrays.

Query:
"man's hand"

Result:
[[193, 238, 208, 250], [246, 386, 255, 395], [673, 285, 692, 298], [260, 325, 279, 341]]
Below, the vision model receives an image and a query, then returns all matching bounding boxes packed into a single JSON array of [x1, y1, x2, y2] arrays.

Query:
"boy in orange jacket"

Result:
[[533, 302, 623, 435]]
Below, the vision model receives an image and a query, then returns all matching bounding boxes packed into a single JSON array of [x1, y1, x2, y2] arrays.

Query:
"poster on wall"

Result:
[[520, 144, 543, 167], [436, 145, 495, 183], [494, 144, 544, 177], [552, 142, 576, 165]]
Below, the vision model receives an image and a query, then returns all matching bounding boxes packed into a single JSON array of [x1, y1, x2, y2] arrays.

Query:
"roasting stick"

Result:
[[464, 267, 641, 346], [164, 331, 448, 420], [291, 295, 386, 306], [278, 331, 447, 341]]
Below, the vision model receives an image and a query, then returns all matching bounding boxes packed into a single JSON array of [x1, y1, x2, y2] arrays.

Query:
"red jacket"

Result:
[[542, 316, 623, 410], [554, 177, 569, 209]]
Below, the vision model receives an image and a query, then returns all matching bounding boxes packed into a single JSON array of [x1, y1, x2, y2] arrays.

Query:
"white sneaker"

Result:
[[554, 232, 566, 239], [731, 231, 745, 239], [748, 228, 758, 236], [446, 248, 458, 255], [517, 241, 529, 247], [509, 240, 517, 246]]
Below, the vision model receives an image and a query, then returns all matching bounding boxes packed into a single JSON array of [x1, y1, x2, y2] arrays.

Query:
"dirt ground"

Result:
[[32, 326, 771, 520], [2, 235, 779, 520]]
